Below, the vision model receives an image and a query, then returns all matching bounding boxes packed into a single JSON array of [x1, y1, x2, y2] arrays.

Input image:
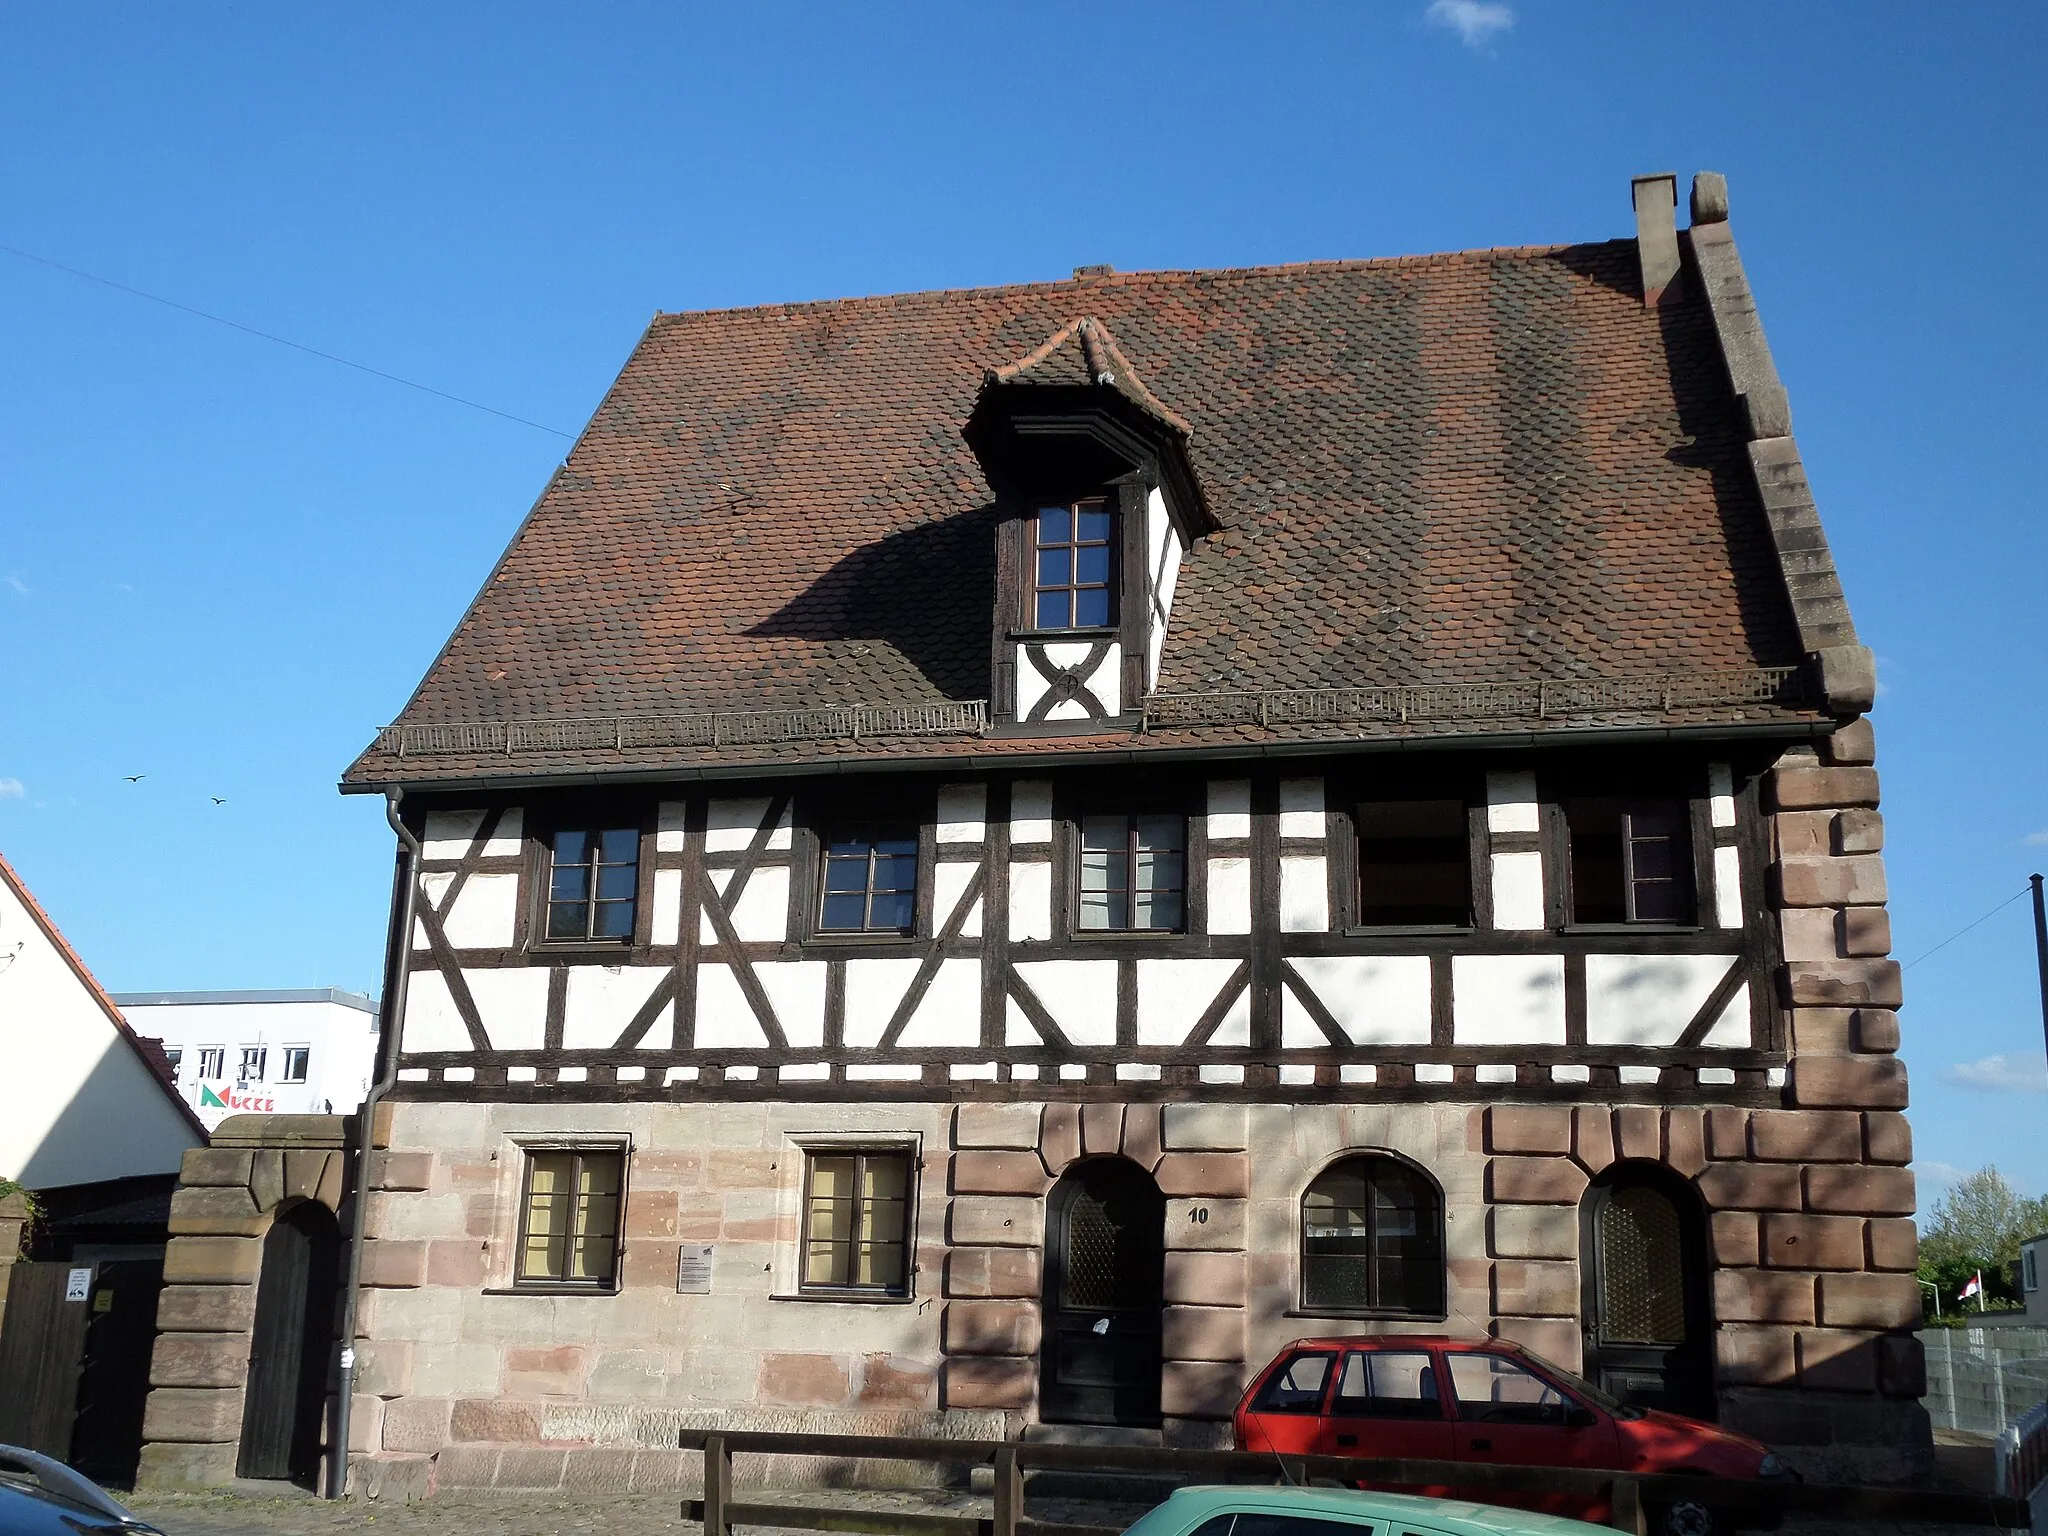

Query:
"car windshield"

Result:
[[1509, 1347, 1645, 1420]]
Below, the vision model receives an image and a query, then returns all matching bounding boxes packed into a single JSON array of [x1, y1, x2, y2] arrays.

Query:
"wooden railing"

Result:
[[678, 1429, 2029, 1536]]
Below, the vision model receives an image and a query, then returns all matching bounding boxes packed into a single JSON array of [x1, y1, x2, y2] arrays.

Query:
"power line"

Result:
[[0, 241, 574, 439], [1903, 885, 2032, 970]]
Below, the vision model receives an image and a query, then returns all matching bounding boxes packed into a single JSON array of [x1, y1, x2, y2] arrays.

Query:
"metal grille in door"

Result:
[[1599, 1185, 1686, 1344], [1061, 1181, 1159, 1310]]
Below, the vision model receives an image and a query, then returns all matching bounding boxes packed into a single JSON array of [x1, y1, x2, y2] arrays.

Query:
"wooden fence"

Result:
[[677, 1429, 2030, 1536]]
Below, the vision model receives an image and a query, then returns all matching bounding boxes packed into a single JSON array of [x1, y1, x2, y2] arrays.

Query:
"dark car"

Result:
[[1234, 1337, 1793, 1536], [0, 1445, 164, 1535]]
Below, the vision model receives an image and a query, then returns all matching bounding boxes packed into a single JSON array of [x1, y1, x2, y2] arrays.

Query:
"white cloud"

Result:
[[3, 574, 26, 595], [1915, 1159, 1969, 1189], [1426, 0, 1513, 47], [1941, 1051, 2048, 1094], [2024, 829, 2048, 846], [0, 778, 22, 799]]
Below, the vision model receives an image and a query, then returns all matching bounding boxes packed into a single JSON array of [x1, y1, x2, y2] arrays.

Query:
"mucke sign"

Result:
[[192, 1082, 278, 1126]]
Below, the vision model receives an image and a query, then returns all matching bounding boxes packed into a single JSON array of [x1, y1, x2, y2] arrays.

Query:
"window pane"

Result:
[[547, 900, 588, 938], [1079, 848, 1116, 893], [1037, 506, 1071, 544], [521, 1153, 575, 1281], [1358, 799, 1470, 926], [1077, 889, 1124, 930], [599, 828, 639, 862], [1624, 803, 1690, 922], [1076, 506, 1112, 542], [821, 892, 868, 930], [550, 865, 591, 903], [1076, 544, 1111, 585], [1334, 1350, 1443, 1420], [1133, 888, 1182, 931], [1074, 587, 1110, 627], [592, 900, 634, 938], [553, 830, 589, 865], [1037, 546, 1072, 588], [872, 853, 918, 892], [868, 888, 915, 933], [824, 855, 871, 894], [1446, 1353, 1569, 1426], [596, 863, 638, 901], [1036, 591, 1070, 629]]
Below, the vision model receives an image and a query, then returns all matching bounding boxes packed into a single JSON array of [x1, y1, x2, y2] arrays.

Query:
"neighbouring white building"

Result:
[[112, 989, 380, 1129]]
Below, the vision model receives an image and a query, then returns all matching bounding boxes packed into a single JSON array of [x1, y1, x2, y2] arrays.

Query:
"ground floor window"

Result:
[[1301, 1154, 1445, 1317], [517, 1147, 624, 1287], [801, 1148, 911, 1295]]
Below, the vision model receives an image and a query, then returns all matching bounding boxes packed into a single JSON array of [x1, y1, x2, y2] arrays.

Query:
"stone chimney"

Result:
[[1631, 172, 1682, 307]]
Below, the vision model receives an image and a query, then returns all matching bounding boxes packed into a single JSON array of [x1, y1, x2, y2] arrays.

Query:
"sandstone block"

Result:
[[1163, 1304, 1247, 1362], [1863, 1113, 1912, 1165], [1665, 1109, 1707, 1178], [1165, 1250, 1248, 1307], [706, 1150, 779, 1189], [142, 1386, 245, 1443], [943, 1299, 1040, 1356], [382, 1396, 451, 1453], [1161, 1360, 1244, 1419], [1866, 1218, 1919, 1271], [1779, 907, 1838, 962], [1750, 1110, 1863, 1163], [284, 1148, 330, 1202], [1805, 1166, 1915, 1216], [1713, 1269, 1815, 1324], [1817, 1272, 1921, 1330], [434, 1445, 504, 1489], [249, 1150, 285, 1213], [949, 1196, 1043, 1248], [1489, 1205, 1575, 1260], [1572, 1107, 1616, 1175], [858, 1353, 936, 1409], [625, 1190, 680, 1239], [163, 1236, 261, 1286], [1487, 1156, 1586, 1205], [358, 1239, 427, 1288], [943, 1356, 1034, 1409], [758, 1351, 850, 1406], [1761, 1213, 1866, 1271], [1711, 1211, 1760, 1267], [494, 1449, 567, 1490], [504, 1345, 586, 1397], [1081, 1103, 1124, 1157], [1492, 1260, 1578, 1317], [1616, 1106, 1660, 1161], [1166, 1198, 1246, 1251], [1773, 810, 1834, 859], [1774, 855, 1887, 908], [1854, 1010, 1901, 1053], [451, 1398, 541, 1443], [955, 1103, 1043, 1150], [1162, 1104, 1248, 1151], [1155, 1153, 1249, 1199], [1706, 1108, 1750, 1160], [561, 1448, 639, 1495], [945, 1246, 1040, 1298], [1717, 1325, 1798, 1387], [1798, 1328, 1878, 1392], [1770, 766, 1880, 811], [178, 1148, 253, 1188], [1122, 1103, 1164, 1171], [1822, 719, 1876, 767], [136, 1439, 238, 1490], [355, 1339, 415, 1398], [1486, 1106, 1571, 1156], [154, 1283, 255, 1334], [951, 1151, 1049, 1196], [1833, 808, 1884, 853], [371, 1149, 434, 1191], [149, 1332, 251, 1390], [1491, 1317, 1580, 1370], [1879, 1334, 1926, 1398], [426, 1240, 488, 1288], [168, 1184, 264, 1237], [1040, 1104, 1081, 1172], [1790, 1054, 1908, 1108], [1697, 1162, 1803, 1212], [1838, 907, 1892, 958], [347, 1392, 385, 1454]]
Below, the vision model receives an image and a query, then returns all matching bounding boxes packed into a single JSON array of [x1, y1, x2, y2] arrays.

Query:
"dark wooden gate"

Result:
[[1581, 1164, 1713, 1419], [238, 1203, 341, 1484], [1041, 1159, 1164, 1427], [0, 1262, 93, 1456], [70, 1259, 166, 1487]]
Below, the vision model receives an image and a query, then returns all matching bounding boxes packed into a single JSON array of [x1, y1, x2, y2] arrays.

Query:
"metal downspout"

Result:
[[327, 791, 420, 1499]]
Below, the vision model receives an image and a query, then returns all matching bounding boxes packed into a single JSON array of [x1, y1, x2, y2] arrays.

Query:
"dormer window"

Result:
[[1034, 500, 1115, 630]]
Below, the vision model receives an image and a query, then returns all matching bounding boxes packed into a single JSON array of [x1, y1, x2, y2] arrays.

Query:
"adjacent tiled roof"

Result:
[[346, 237, 1815, 788]]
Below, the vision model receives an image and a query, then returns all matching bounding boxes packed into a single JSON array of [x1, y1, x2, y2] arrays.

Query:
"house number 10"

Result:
[[1189, 1207, 1209, 1223]]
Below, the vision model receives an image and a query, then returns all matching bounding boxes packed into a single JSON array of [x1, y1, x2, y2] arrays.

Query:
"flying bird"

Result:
[[211, 797, 228, 806], [123, 774, 145, 783]]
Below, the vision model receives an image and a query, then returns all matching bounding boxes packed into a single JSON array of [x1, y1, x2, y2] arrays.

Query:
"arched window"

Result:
[[1301, 1155, 1445, 1317]]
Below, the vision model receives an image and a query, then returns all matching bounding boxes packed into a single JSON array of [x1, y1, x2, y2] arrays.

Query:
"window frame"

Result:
[[1028, 497, 1118, 633], [796, 1145, 916, 1300], [1072, 810, 1190, 936], [510, 1141, 629, 1293], [163, 1047, 184, 1079], [1350, 795, 1482, 932], [196, 1046, 225, 1081], [524, 807, 654, 953], [280, 1045, 310, 1083], [1297, 1151, 1448, 1321], [237, 1046, 268, 1085], [1560, 795, 1698, 928], [814, 825, 923, 938]]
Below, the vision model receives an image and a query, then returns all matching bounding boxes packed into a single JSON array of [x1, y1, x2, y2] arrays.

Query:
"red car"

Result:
[[1234, 1336, 1791, 1536]]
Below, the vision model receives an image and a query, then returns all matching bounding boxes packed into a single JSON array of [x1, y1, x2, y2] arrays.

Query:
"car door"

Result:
[[1442, 1349, 1619, 1520], [1318, 1348, 1455, 1497], [1237, 1348, 1339, 1457]]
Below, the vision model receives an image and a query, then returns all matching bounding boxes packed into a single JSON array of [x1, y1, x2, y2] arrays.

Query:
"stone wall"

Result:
[[136, 1115, 352, 1491]]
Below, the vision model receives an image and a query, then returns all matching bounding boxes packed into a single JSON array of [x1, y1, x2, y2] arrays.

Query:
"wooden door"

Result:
[[0, 1262, 93, 1456], [1040, 1159, 1163, 1427], [70, 1259, 166, 1488], [238, 1203, 341, 1484], [1582, 1169, 1713, 1419]]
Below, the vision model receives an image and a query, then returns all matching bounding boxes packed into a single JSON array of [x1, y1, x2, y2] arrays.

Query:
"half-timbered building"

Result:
[[332, 172, 1925, 1496]]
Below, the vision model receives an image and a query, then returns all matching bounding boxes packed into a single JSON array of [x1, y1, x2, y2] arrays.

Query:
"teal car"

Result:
[[1122, 1484, 1614, 1536]]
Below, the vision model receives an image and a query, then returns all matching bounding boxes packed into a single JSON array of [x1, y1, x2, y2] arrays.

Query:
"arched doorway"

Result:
[[1041, 1158, 1164, 1427], [238, 1200, 341, 1485], [1580, 1163, 1713, 1420]]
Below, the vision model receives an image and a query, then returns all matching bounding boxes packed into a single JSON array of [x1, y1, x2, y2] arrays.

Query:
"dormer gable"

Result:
[[965, 318, 1216, 730]]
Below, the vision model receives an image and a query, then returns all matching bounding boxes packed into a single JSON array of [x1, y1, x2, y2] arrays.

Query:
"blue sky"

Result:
[[2, 4, 2043, 1192]]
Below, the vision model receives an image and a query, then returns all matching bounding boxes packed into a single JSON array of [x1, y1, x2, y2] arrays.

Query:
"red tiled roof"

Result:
[[345, 238, 1809, 788]]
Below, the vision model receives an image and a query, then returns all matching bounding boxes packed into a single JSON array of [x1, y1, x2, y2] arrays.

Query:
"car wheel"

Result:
[[1653, 1499, 1718, 1536]]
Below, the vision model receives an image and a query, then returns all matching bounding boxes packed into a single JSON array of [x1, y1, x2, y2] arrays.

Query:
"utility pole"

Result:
[[2034, 874, 2048, 1071]]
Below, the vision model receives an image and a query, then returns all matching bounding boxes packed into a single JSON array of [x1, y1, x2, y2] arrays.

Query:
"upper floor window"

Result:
[[1034, 500, 1114, 629], [238, 1046, 267, 1084], [546, 827, 640, 941], [517, 1146, 624, 1288], [1079, 813, 1185, 932], [819, 830, 919, 935], [1566, 798, 1692, 924], [281, 1046, 310, 1083], [801, 1148, 912, 1296], [1301, 1154, 1445, 1318], [197, 1046, 225, 1081], [1357, 799, 1471, 927], [163, 1048, 184, 1079]]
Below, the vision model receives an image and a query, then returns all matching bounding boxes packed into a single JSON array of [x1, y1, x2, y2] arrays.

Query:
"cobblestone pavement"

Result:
[[119, 1484, 2012, 1536]]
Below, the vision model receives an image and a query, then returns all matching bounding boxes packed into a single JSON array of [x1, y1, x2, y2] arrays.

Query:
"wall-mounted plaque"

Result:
[[676, 1244, 713, 1294]]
